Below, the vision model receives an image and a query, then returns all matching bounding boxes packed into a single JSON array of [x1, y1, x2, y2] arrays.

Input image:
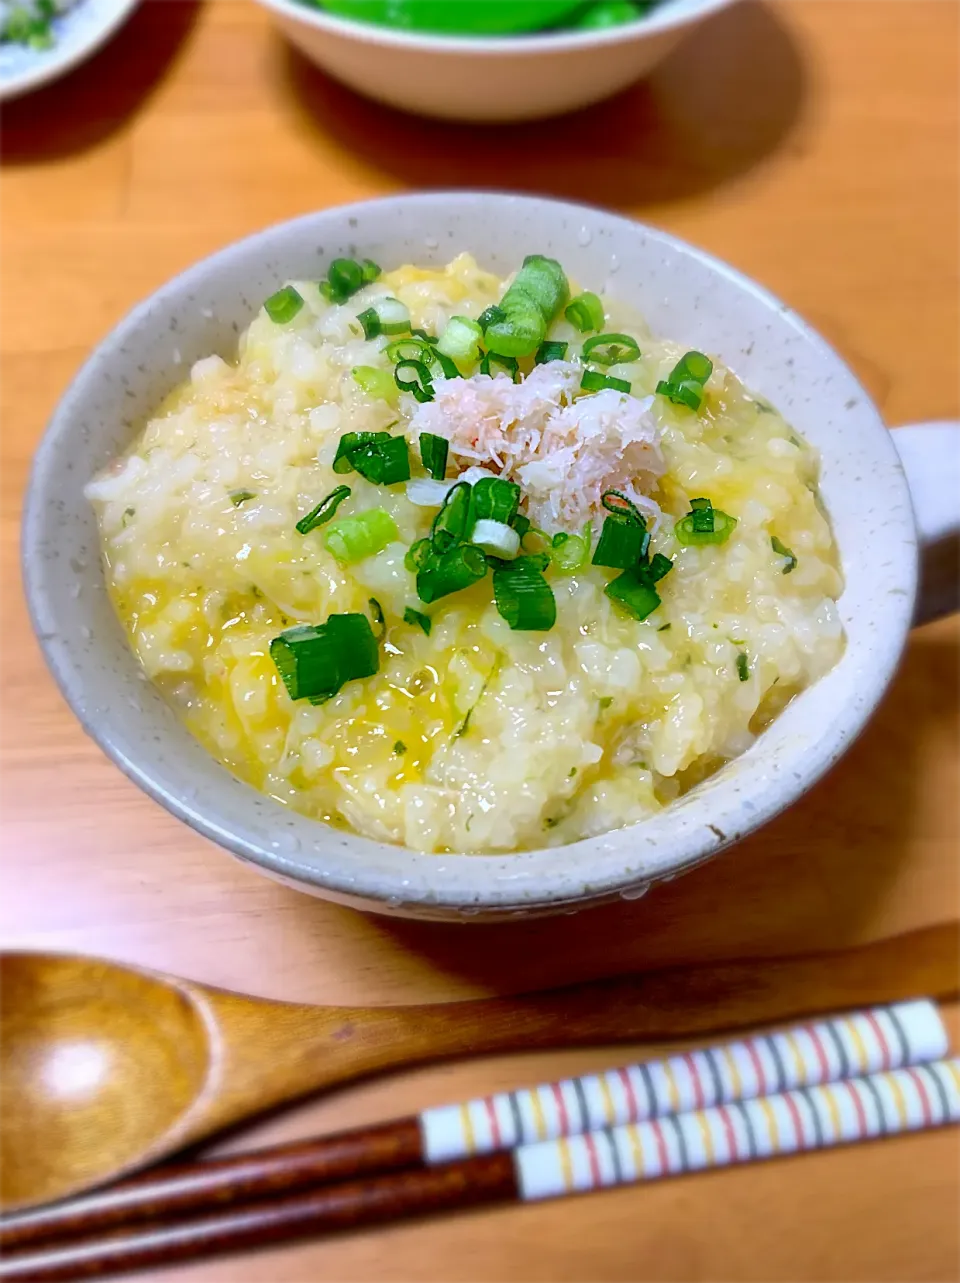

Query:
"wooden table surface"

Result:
[[2, 1, 958, 1278]]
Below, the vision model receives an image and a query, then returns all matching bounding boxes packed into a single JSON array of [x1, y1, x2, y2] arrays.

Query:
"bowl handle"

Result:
[[891, 422, 960, 625]]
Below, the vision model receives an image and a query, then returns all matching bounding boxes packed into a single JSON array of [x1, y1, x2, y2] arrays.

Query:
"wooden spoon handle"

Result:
[[391, 923, 960, 1060], [184, 924, 958, 1154]]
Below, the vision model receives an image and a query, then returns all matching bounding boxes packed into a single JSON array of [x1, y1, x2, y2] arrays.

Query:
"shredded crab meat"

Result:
[[408, 362, 664, 533]]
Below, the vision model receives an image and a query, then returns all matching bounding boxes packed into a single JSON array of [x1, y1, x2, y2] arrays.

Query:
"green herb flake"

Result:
[[393, 741, 407, 755], [736, 652, 750, 682], [229, 489, 256, 507], [771, 535, 798, 573]]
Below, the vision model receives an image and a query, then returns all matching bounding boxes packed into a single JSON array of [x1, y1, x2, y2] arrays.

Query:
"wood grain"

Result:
[[1, 0, 957, 1279]]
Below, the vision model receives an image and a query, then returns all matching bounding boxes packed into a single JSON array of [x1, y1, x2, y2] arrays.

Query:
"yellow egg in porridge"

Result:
[[85, 251, 844, 854]]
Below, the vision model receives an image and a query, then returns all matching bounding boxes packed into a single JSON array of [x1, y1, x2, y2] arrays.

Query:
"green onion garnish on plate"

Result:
[[674, 497, 738, 546], [535, 340, 569, 365], [564, 291, 605, 334], [357, 297, 410, 339], [582, 332, 641, 366], [430, 481, 472, 551], [270, 614, 379, 704], [323, 508, 399, 563], [480, 351, 520, 381], [604, 566, 662, 621], [492, 556, 557, 631], [333, 432, 410, 485], [471, 476, 520, 526], [484, 255, 569, 358], [656, 350, 713, 411], [550, 527, 591, 574], [437, 316, 483, 366], [295, 485, 351, 534], [771, 535, 798, 573], [580, 369, 631, 395], [477, 305, 506, 333], [417, 543, 488, 604], [394, 358, 435, 403], [403, 606, 432, 635], [352, 366, 399, 405], [593, 516, 648, 569], [419, 433, 449, 480], [263, 286, 304, 324], [737, 652, 750, 681], [320, 258, 367, 304]]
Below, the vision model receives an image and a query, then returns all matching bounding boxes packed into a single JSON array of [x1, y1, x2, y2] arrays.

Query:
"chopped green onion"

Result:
[[535, 340, 569, 365], [437, 316, 483, 366], [771, 535, 797, 573], [648, 552, 673, 582], [369, 597, 386, 641], [403, 606, 432, 635], [357, 297, 410, 339], [674, 498, 738, 547], [417, 543, 488, 604], [395, 358, 435, 404], [551, 527, 591, 575], [479, 351, 519, 381], [582, 332, 641, 366], [296, 485, 351, 534], [471, 519, 520, 559], [333, 432, 384, 473], [229, 489, 256, 507], [420, 433, 449, 480], [323, 507, 399, 563], [492, 556, 557, 631], [484, 255, 569, 358], [386, 337, 434, 365], [270, 614, 379, 704], [580, 370, 631, 395], [564, 291, 605, 333], [471, 476, 520, 526], [333, 432, 410, 485], [431, 348, 460, 380], [477, 305, 506, 333], [593, 515, 648, 569], [736, 652, 750, 682], [404, 538, 432, 573], [511, 513, 532, 539], [263, 286, 304, 324], [656, 350, 714, 411], [393, 740, 407, 755], [352, 366, 399, 405], [431, 481, 472, 551], [320, 258, 364, 304], [601, 489, 646, 523], [604, 567, 662, 621], [360, 259, 381, 284]]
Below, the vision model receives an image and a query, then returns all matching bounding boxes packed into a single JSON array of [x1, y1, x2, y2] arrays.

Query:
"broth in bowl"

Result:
[[85, 250, 843, 855]]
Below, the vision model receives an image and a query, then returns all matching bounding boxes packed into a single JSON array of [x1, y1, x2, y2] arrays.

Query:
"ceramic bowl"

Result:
[[0, 0, 140, 101], [22, 193, 960, 921], [253, 0, 738, 122]]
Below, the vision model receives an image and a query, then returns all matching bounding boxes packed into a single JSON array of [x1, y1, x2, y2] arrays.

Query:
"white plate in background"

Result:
[[0, 0, 140, 101]]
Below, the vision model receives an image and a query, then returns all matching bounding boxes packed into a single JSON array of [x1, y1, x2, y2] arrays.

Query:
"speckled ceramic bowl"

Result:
[[22, 194, 959, 921], [0, 0, 140, 101]]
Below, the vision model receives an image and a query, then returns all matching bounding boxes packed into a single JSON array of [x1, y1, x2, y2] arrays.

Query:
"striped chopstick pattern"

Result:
[[421, 1000, 947, 1162], [515, 1056, 960, 1200]]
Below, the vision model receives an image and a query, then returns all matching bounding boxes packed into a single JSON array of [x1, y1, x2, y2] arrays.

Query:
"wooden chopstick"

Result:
[[0, 1000, 947, 1254], [3, 1058, 958, 1283]]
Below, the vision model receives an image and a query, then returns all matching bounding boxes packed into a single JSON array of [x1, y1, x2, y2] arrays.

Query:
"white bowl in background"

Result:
[[0, 0, 140, 101], [22, 193, 960, 921], [253, 0, 738, 122]]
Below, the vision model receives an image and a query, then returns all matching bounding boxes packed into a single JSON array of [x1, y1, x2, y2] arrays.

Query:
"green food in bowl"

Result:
[[306, 0, 654, 36]]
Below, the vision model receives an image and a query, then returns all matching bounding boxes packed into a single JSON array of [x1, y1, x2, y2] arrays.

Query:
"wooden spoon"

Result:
[[2, 924, 956, 1214]]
